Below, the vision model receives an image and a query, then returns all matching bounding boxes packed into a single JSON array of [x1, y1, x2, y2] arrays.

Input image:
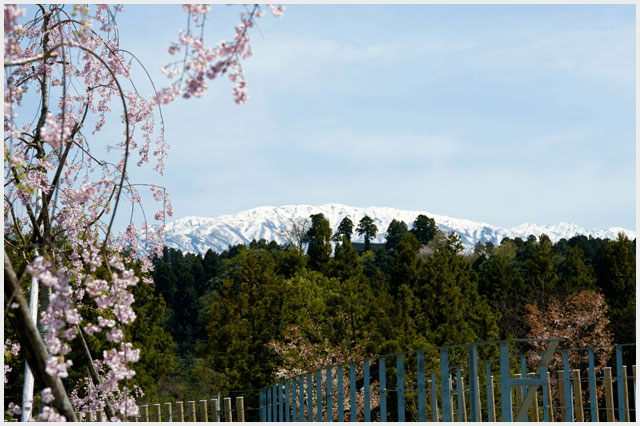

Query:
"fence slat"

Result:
[[442, 347, 453, 422], [417, 351, 426, 422], [520, 357, 528, 422], [285, 379, 290, 422], [457, 367, 465, 422], [349, 362, 356, 422], [200, 400, 208, 422], [514, 373, 523, 420], [236, 397, 245, 422], [379, 357, 387, 422], [545, 371, 553, 422], [616, 346, 626, 422], [623, 366, 630, 422], [176, 401, 184, 422], [188, 401, 196, 422], [279, 382, 284, 422], [431, 373, 439, 422], [307, 373, 313, 422], [468, 345, 480, 422], [274, 384, 279, 422], [316, 369, 323, 422], [571, 370, 584, 422], [327, 367, 333, 422], [153, 403, 161, 422], [528, 372, 540, 421], [485, 362, 493, 422], [142, 405, 149, 422], [299, 375, 305, 422], [224, 397, 232, 422], [563, 352, 575, 422], [558, 370, 566, 421], [604, 367, 614, 421], [164, 402, 172, 422], [397, 353, 405, 422], [364, 360, 370, 422], [499, 342, 512, 422], [337, 365, 344, 422], [292, 377, 297, 422], [588, 349, 597, 422]]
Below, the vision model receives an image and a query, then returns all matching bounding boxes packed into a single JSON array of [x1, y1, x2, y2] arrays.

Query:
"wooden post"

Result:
[[188, 401, 196, 422], [571, 370, 584, 422], [604, 367, 615, 422], [546, 371, 554, 423], [460, 375, 468, 422], [527, 372, 539, 421], [142, 405, 149, 422], [154, 403, 162, 422], [211, 399, 219, 422], [237, 397, 245, 422], [489, 375, 496, 422], [514, 373, 524, 417], [224, 397, 233, 422], [477, 375, 482, 422], [558, 370, 566, 421], [176, 401, 185, 422], [98, 410, 106, 422], [200, 400, 208, 422], [164, 402, 172, 422], [89, 411, 96, 422], [623, 366, 630, 422]]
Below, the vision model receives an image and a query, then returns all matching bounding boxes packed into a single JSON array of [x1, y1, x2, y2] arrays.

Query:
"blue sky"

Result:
[[110, 4, 635, 231]]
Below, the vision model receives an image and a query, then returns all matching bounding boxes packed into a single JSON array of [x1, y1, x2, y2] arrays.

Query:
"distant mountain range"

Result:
[[163, 203, 635, 254]]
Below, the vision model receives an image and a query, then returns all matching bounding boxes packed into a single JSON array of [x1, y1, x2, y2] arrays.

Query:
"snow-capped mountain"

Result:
[[163, 203, 636, 254]]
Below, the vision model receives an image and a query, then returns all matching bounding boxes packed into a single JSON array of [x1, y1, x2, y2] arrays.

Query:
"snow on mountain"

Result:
[[162, 203, 636, 254]]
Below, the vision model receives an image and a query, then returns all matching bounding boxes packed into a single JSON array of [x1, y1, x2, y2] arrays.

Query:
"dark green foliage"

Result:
[[385, 219, 409, 252], [333, 217, 355, 242], [147, 225, 634, 414], [410, 214, 438, 246], [557, 246, 597, 297], [417, 233, 500, 346], [304, 213, 333, 273], [390, 232, 421, 294], [356, 215, 378, 251], [599, 233, 636, 343]]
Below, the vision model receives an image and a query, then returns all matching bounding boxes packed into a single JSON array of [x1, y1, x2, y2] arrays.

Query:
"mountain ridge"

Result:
[[163, 203, 636, 254]]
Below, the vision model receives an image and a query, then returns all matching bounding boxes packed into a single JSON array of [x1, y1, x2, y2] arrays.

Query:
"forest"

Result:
[[4, 213, 635, 420]]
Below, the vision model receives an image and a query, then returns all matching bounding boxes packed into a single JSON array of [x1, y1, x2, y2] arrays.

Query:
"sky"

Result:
[[108, 4, 635, 232]]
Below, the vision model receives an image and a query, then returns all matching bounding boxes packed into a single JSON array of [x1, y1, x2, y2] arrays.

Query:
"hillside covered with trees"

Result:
[[149, 214, 634, 405]]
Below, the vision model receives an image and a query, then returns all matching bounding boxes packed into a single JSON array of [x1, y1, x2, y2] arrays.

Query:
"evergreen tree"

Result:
[[599, 234, 636, 343], [410, 214, 438, 246], [304, 213, 333, 273], [356, 215, 378, 251], [523, 234, 559, 311], [333, 217, 355, 242], [417, 233, 500, 347], [557, 246, 597, 297], [385, 219, 409, 252], [478, 254, 527, 339], [390, 232, 421, 295]]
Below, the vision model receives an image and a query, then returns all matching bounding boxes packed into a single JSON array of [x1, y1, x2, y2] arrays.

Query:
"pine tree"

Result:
[[557, 246, 597, 297], [410, 214, 438, 246], [333, 217, 355, 242], [385, 219, 409, 252], [304, 213, 333, 273], [417, 233, 500, 347], [599, 233, 636, 343], [356, 215, 378, 251]]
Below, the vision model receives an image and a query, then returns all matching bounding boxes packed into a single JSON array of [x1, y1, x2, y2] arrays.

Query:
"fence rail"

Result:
[[259, 339, 637, 422], [74, 396, 246, 422]]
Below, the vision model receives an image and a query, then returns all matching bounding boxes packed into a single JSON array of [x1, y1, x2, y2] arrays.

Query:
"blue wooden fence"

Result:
[[259, 339, 636, 422]]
